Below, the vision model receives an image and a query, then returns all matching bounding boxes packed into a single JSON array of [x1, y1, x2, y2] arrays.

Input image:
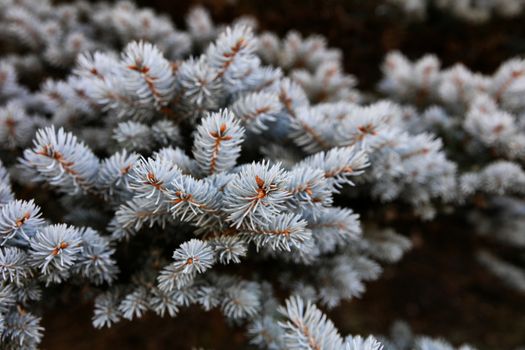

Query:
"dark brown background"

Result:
[[41, 1, 525, 349]]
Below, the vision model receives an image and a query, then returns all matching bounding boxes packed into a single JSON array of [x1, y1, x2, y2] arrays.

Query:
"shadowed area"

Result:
[[41, 215, 525, 349]]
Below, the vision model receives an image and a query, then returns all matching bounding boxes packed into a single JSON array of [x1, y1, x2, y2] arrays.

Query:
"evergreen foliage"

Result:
[[0, 1, 522, 349]]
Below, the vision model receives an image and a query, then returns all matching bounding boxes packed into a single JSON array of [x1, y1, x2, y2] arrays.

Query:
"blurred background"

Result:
[[136, 0, 525, 89], [41, 1, 525, 349]]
